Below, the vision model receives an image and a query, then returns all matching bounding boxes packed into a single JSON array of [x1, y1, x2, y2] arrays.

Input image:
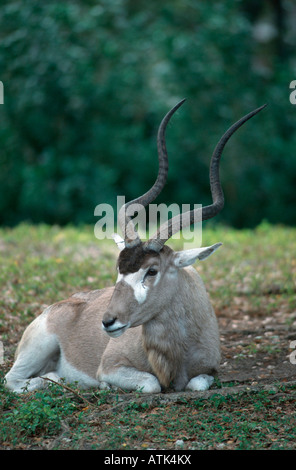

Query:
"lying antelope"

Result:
[[5, 100, 265, 393]]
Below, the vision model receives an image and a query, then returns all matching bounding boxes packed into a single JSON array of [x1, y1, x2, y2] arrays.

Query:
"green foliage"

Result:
[[0, 1, 295, 228], [0, 372, 77, 444]]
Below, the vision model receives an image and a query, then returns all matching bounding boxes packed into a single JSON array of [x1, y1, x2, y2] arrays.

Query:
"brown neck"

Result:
[[141, 303, 187, 388]]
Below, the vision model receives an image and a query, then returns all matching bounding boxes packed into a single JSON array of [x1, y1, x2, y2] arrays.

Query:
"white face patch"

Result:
[[116, 264, 161, 305], [122, 268, 148, 304], [116, 271, 124, 283]]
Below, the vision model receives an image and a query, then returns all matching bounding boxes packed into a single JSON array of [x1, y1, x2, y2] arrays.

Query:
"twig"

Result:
[[41, 376, 94, 407]]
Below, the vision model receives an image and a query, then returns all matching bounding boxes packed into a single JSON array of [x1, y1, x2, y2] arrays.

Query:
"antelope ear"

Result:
[[111, 233, 125, 251], [173, 243, 222, 268]]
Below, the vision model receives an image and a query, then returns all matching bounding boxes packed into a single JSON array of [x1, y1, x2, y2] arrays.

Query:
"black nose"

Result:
[[102, 318, 117, 329]]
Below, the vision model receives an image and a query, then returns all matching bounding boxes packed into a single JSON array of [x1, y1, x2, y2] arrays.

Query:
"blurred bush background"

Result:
[[0, 0, 296, 228]]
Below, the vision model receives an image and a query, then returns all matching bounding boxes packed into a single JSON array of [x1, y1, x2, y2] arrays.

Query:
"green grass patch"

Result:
[[1, 370, 295, 450]]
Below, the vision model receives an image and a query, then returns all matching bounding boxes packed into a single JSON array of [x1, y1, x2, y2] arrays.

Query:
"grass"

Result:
[[93, 386, 296, 450], [1, 374, 295, 450], [0, 222, 296, 450]]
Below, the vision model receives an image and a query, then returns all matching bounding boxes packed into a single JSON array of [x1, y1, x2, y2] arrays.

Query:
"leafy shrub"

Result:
[[0, 0, 295, 228]]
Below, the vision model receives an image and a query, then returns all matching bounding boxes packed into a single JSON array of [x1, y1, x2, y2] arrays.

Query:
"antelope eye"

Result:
[[146, 268, 158, 277]]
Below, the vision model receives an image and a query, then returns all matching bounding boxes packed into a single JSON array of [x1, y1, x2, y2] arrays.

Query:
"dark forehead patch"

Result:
[[117, 244, 158, 274], [117, 244, 173, 274]]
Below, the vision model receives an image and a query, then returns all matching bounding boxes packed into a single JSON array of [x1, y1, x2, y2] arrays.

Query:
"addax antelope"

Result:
[[5, 100, 266, 393]]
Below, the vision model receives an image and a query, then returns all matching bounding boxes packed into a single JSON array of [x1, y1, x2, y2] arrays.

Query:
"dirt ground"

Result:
[[217, 301, 296, 386]]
